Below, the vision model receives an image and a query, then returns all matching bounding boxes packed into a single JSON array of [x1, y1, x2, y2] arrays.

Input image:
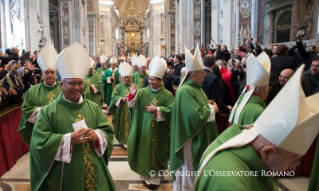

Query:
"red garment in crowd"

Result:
[[222, 72, 237, 103]]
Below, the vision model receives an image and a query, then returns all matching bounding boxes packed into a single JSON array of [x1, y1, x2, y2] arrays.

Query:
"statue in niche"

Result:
[[295, 6, 313, 39], [38, 15, 45, 44], [11, 2, 22, 25]]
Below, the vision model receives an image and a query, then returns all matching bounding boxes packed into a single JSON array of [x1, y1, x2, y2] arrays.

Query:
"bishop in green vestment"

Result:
[[131, 54, 149, 88], [170, 44, 219, 191], [102, 58, 120, 106], [309, 139, 319, 191], [230, 91, 268, 126], [84, 67, 104, 107], [18, 46, 61, 146], [30, 43, 115, 191], [127, 56, 174, 188], [228, 52, 270, 126], [96, 55, 108, 77], [194, 125, 278, 191], [109, 62, 137, 145]]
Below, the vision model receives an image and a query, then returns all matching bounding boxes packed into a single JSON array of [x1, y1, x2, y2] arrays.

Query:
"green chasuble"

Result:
[[131, 72, 149, 89], [196, 124, 278, 191], [109, 82, 139, 144], [96, 67, 108, 76], [128, 86, 174, 177], [18, 79, 61, 146], [170, 78, 218, 179], [102, 68, 120, 105], [84, 73, 104, 107], [30, 94, 115, 191], [231, 93, 267, 126], [309, 138, 319, 191]]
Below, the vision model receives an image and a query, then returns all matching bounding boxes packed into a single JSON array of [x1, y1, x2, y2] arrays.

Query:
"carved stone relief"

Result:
[[239, 24, 250, 45], [10, 1, 22, 25], [240, 0, 251, 19], [295, 6, 313, 40], [61, 2, 70, 49]]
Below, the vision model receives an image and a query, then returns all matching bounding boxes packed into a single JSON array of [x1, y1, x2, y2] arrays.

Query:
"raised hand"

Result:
[[130, 83, 137, 95]]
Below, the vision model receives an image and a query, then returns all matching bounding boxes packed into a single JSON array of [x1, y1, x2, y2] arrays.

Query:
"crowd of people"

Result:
[[1, 31, 318, 191], [0, 48, 41, 109]]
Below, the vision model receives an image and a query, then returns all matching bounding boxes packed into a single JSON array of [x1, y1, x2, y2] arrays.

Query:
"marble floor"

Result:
[[0, 115, 311, 191]]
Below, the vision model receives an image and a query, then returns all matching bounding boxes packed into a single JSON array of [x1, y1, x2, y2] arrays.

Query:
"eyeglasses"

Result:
[[63, 80, 84, 87], [277, 148, 301, 169], [311, 64, 319, 68]]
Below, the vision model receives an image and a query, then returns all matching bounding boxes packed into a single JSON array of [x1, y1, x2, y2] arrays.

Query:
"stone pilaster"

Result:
[[267, 11, 275, 44], [290, 0, 299, 41], [0, 0, 6, 50]]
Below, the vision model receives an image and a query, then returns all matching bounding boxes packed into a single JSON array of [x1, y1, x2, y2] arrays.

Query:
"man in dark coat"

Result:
[[266, 69, 294, 104], [296, 33, 319, 71], [202, 54, 232, 114], [270, 45, 297, 82], [301, 58, 319, 97]]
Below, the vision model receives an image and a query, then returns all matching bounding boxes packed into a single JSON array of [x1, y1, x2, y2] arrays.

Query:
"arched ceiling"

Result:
[[112, 0, 150, 19]]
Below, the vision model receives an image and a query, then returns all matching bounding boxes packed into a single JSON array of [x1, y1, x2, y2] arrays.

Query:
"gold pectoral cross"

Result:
[[75, 114, 86, 122], [47, 92, 56, 103], [151, 98, 159, 106], [87, 78, 91, 83], [125, 89, 130, 95]]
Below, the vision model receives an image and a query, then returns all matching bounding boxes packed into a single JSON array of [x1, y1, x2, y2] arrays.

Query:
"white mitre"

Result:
[[136, 55, 147, 67], [37, 46, 58, 70], [131, 55, 138, 66], [56, 42, 91, 80], [119, 62, 133, 77], [149, 56, 166, 79], [100, 55, 107, 64], [110, 57, 118, 65], [177, 43, 203, 90], [194, 65, 319, 190], [229, 51, 271, 124]]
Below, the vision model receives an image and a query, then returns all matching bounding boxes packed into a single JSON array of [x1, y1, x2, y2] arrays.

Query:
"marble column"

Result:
[[140, 27, 144, 55], [235, 0, 239, 46], [51, 12, 59, 51], [200, 0, 205, 45], [0, 0, 6, 50], [267, 11, 275, 44], [290, 0, 299, 41], [250, 0, 258, 39], [120, 27, 125, 54]]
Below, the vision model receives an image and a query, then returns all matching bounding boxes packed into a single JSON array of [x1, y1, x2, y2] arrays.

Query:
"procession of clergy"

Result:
[[17, 42, 319, 191]]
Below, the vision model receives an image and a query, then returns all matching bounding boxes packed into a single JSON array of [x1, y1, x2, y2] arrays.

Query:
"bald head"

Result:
[[279, 69, 294, 86]]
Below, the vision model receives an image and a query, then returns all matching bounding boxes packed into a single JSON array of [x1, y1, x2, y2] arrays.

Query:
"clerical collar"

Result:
[[150, 87, 160, 92], [63, 94, 83, 104], [44, 80, 57, 87]]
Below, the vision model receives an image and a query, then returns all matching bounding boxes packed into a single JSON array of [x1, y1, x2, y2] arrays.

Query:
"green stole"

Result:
[[170, 78, 218, 179], [109, 82, 138, 144], [309, 138, 319, 191], [103, 68, 120, 105], [231, 93, 267, 126], [196, 124, 278, 191], [30, 94, 115, 191], [18, 79, 61, 146], [127, 86, 174, 177], [84, 73, 104, 107], [131, 72, 149, 89]]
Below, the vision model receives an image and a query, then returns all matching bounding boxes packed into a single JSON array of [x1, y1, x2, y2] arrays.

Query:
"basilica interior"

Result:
[[0, 0, 319, 190], [0, 0, 318, 57]]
